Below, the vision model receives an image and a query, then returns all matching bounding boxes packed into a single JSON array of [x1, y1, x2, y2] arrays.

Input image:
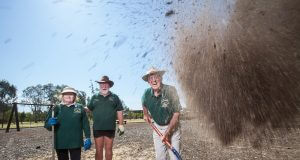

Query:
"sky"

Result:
[[0, 0, 187, 110], [0, 0, 235, 110]]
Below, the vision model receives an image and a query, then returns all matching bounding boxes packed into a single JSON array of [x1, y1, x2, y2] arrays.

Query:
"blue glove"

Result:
[[84, 138, 92, 151], [48, 117, 58, 126]]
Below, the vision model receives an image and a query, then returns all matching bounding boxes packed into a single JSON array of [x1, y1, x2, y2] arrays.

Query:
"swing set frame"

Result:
[[4, 102, 54, 133]]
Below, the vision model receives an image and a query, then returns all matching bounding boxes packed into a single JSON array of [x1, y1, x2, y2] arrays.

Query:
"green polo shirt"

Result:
[[142, 84, 181, 125], [87, 92, 123, 130], [44, 103, 91, 149]]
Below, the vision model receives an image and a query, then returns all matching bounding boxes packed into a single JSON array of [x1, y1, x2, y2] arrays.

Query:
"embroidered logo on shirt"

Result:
[[161, 98, 169, 108], [74, 107, 81, 113], [92, 99, 99, 105], [108, 97, 114, 102], [161, 91, 169, 108]]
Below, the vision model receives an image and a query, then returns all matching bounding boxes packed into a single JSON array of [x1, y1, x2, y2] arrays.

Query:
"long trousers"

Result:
[[153, 123, 181, 160]]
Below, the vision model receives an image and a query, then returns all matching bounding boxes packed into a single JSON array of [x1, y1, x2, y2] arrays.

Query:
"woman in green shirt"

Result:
[[45, 87, 91, 160]]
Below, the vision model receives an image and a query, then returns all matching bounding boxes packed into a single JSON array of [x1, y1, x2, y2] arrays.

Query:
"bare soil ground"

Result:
[[0, 120, 299, 160]]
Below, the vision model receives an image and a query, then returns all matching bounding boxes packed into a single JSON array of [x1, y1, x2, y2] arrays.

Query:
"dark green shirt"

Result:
[[44, 103, 91, 149], [87, 92, 123, 130], [142, 84, 181, 125]]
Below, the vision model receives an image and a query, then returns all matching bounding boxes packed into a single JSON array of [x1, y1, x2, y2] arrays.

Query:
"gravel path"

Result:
[[0, 120, 299, 160]]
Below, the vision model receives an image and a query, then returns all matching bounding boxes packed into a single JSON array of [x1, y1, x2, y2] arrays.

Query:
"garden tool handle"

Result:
[[149, 122, 182, 160], [149, 122, 172, 148], [51, 106, 55, 160]]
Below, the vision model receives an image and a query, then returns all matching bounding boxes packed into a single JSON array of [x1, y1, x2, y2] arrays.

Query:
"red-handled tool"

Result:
[[149, 122, 182, 160]]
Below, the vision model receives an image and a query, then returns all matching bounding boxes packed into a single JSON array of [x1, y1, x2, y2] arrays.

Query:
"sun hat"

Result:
[[142, 67, 166, 82], [95, 75, 114, 87], [61, 87, 77, 95]]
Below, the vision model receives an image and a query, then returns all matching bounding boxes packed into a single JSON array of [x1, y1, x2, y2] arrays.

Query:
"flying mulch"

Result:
[[174, 0, 300, 146]]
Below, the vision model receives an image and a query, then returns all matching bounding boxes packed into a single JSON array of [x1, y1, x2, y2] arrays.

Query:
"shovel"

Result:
[[149, 122, 182, 160], [51, 105, 55, 160]]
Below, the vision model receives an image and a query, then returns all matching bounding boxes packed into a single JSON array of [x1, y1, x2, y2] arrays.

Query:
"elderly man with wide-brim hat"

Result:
[[142, 67, 182, 160], [45, 87, 91, 160], [86, 76, 124, 160]]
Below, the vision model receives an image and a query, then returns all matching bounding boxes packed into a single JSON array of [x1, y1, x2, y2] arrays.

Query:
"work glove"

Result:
[[48, 117, 58, 126], [117, 125, 125, 136], [83, 138, 92, 151]]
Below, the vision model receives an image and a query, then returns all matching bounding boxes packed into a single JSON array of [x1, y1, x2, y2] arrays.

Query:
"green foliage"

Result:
[[0, 108, 12, 125], [22, 83, 88, 105], [76, 91, 87, 105], [124, 110, 143, 119], [22, 83, 86, 122], [22, 83, 87, 122], [89, 80, 96, 95], [22, 84, 44, 104], [43, 83, 66, 104], [0, 80, 17, 101], [22, 83, 69, 105], [24, 112, 34, 122], [0, 80, 17, 127], [0, 79, 17, 109], [121, 100, 129, 112]]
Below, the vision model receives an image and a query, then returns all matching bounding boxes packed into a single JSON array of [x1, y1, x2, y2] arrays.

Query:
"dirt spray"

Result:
[[174, 0, 300, 146]]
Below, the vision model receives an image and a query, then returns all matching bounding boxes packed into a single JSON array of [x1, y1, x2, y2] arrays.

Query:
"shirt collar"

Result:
[[98, 91, 112, 97], [60, 102, 76, 107]]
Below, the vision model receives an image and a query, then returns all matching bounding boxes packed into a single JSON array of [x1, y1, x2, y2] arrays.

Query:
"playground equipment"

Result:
[[4, 102, 53, 133]]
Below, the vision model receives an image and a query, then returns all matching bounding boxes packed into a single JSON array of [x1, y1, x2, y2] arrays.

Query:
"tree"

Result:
[[121, 100, 129, 112], [22, 83, 87, 122], [42, 83, 63, 104], [89, 80, 99, 95], [89, 80, 95, 95], [22, 85, 44, 104], [20, 112, 26, 124], [0, 80, 17, 127], [77, 91, 87, 105], [0, 80, 17, 104], [22, 85, 45, 123]]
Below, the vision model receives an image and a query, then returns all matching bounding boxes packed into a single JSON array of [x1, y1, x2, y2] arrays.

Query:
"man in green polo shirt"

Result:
[[142, 67, 182, 160], [87, 75, 124, 160]]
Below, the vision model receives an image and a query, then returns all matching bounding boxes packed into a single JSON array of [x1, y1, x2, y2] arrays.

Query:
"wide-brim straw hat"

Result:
[[61, 87, 77, 95], [95, 75, 114, 87], [142, 67, 166, 82]]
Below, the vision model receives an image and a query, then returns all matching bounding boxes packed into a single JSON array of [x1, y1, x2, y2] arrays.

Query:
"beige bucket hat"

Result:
[[142, 67, 166, 82], [61, 87, 77, 95]]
